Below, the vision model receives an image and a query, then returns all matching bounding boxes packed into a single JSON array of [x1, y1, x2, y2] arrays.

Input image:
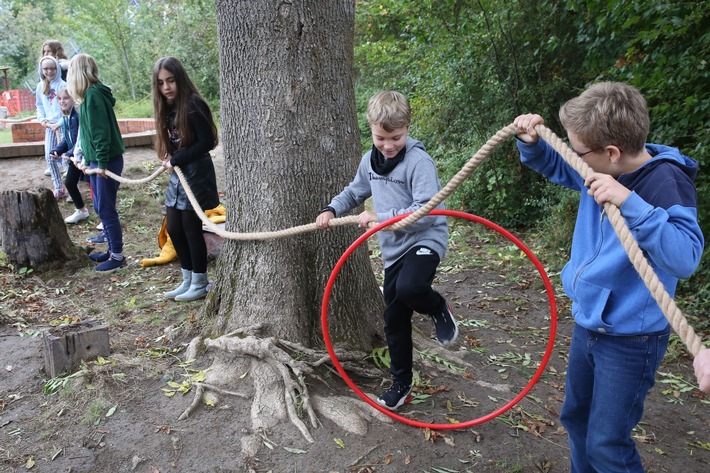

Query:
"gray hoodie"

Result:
[[328, 137, 448, 267]]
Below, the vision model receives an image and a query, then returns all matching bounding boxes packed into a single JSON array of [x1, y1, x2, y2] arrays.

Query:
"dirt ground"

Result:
[[0, 147, 708, 473]]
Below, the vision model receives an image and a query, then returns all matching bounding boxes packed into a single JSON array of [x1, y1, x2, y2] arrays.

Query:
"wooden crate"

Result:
[[42, 320, 110, 378]]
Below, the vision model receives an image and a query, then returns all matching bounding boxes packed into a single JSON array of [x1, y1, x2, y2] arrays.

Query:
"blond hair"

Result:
[[67, 54, 100, 104], [367, 91, 411, 131], [559, 82, 649, 155]]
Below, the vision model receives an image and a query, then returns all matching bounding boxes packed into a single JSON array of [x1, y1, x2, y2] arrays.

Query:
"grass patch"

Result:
[[0, 126, 12, 144], [115, 96, 154, 119]]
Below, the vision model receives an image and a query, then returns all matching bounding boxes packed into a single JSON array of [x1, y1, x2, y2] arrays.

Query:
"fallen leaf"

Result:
[[283, 446, 307, 454], [105, 404, 117, 417]]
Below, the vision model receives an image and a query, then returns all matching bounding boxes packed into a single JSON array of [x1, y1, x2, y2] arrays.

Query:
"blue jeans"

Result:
[[561, 323, 670, 473], [89, 156, 124, 255]]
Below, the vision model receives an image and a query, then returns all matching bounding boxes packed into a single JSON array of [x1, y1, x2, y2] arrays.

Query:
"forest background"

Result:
[[0, 0, 708, 321]]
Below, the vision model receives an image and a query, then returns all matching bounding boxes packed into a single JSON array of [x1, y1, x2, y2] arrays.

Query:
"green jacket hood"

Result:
[[92, 83, 116, 107]]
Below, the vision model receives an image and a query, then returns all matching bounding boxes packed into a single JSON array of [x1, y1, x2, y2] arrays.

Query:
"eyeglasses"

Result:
[[573, 147, 600, 158]]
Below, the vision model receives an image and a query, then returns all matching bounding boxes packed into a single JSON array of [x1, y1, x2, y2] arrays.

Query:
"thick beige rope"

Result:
[[85, 123, 705, 356], [388, 124, 518, 231], [84, 166, 167, 185]]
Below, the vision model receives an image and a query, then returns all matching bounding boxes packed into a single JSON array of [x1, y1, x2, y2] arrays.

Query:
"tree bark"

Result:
[[206, 0, 383, 349], [0, 188, 84, 269]]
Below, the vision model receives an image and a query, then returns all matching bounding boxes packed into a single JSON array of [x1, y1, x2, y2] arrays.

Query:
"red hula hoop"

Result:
[[321, 209, 558, 430]]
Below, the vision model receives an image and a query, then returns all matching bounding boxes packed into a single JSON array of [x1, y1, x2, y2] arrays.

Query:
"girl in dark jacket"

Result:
[[152, 57, 220, 301]]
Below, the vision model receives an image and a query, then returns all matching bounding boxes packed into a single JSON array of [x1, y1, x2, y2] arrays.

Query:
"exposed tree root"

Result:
[[177, 382, 248, 421], [177, 324, 483, 460]]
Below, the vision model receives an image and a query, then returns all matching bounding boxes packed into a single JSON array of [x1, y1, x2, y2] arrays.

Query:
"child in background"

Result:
[[49, 87, 89, 224], [152, 57, 220, 302], [40, 39, 70, 177], [315, 91, 458, 411], [513, 82, 703, 472], [67, 53, 127, 272], [35, 55, 67, 198], [41, 39, 70, 81]]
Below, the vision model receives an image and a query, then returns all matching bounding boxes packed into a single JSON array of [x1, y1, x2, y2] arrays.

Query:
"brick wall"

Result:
[[10, 118, 156, 143], [10, 121, 44, 142], [117, 118, 156, 135]]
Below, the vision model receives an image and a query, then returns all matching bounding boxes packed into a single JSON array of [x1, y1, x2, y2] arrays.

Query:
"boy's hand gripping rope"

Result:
[[88, 122, 706, 358]]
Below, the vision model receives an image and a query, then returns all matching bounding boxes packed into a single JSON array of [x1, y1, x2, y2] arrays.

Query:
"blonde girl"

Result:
[[67, 54, 127, 272]]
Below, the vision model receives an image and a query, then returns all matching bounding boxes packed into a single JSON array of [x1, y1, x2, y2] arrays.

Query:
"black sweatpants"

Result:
[[383, 245, 445, 385], [64, 162, 87, 209]]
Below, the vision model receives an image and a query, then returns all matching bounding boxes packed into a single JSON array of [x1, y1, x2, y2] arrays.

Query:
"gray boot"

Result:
[[164, 268, 191, 299], [174, 272, 209, 302]]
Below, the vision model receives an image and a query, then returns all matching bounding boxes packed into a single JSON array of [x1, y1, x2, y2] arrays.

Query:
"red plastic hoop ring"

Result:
[[321, 210, 558, 430]]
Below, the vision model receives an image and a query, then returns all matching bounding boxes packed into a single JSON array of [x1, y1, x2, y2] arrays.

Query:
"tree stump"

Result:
[[0, 187, 83, 269]]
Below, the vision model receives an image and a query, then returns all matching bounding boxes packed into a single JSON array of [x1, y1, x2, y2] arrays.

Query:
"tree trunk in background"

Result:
[[206, 0, 383, 349], [0, 188, 84, 269]]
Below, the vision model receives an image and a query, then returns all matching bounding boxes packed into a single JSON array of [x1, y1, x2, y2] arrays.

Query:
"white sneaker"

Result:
[[96, 221, 104, 230], [65, 208, 90, 224], [44, 167, 51, 176]]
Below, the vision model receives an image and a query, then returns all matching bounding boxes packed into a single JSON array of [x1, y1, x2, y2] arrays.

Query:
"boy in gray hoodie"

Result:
[[316, 91, 458, 410]]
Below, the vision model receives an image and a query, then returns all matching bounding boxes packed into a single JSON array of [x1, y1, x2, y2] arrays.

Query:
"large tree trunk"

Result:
[[204, 0, 382, 349], [0, 188, 85, 270]]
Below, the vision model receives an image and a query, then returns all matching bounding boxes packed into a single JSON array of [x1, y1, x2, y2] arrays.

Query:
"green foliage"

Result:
[[367, 346, 391, 370], [0, 0, 219, 105], [43, 369, 84, 395], [0, 2, 53, 89], [566, 0, 710, 297], [114, 96, 154, 119], [355, 0, 589, 228]]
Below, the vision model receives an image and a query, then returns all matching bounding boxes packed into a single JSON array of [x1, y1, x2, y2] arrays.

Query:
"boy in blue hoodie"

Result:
[[316, 91, 458, 411], [513, 82, 704, 473]]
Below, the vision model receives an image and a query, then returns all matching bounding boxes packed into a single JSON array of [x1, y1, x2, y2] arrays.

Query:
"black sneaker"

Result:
[[86, 232, 108, 244], [431, 302, 459, 346], [376, 380, 412, 411]]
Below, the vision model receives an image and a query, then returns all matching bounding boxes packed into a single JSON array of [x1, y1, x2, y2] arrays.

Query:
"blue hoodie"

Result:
[[49, 107, 79, 157], [35, 56, 66, 125], [518, 139, 704, 335], [327, 137, 448, 268]]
